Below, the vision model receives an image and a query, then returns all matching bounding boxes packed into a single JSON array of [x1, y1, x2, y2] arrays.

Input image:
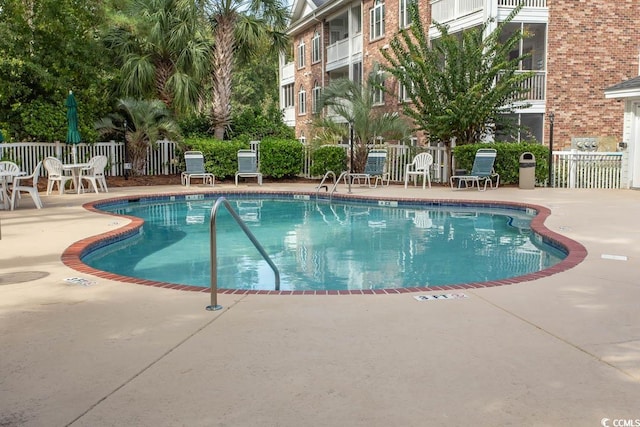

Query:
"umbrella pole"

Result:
[[72, 146, 77, 164]]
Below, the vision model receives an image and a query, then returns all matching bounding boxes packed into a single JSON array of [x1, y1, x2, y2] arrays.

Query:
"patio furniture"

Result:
[[10, 161, 43, 210], [0, 161, 21, 209], [44, 157, 75, 195], [449, 148, 500, 191], [235, 149, 262, 186], [182, 151, 214, 187], [348, 149, 389, 188], [404, 152, 433, 189], [80, 155, 109, 193]]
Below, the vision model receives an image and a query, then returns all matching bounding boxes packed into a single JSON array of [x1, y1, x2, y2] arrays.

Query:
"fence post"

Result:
[[569, 149, 578, 188]]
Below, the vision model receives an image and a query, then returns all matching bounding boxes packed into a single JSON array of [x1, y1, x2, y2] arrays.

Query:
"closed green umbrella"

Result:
[[65, 91, 81, 163]]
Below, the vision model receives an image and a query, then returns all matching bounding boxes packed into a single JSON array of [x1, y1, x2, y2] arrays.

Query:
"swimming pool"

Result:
[[77, 193, 575, 293]]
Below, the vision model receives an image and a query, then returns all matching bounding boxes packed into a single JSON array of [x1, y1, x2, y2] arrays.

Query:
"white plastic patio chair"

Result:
[[182, 151, 214, 187], [11, 161, 43, 210], [235, 149, 262, 186], [80, 155, 109, 193], [404, 152, 433, 189], [43, 157, 74, 195]]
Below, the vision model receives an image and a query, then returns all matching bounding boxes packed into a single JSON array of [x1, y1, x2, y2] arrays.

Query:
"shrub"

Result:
[[183, 138, 248, 179], [259, 137, 303, 178], [452, 142, 550, 185], [310, 145, 347, 177]]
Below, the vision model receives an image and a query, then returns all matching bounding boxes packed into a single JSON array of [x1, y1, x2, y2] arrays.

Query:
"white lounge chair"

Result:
[[182, 151, 214, 187], [404, 152, 433, 189], [450, 148, 500, 191], [11, 161, 43, 210], [43, 157, 74, 195], [235, 149, 262, 186], [349, 149, 389, 188], [80, 155, 109, 193]]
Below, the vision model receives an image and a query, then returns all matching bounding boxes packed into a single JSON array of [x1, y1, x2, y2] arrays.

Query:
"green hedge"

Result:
[[259, 137, 304, 178], [310, 145, 347, 177], [183, 138, 248, 179], [452, 142, 550, 185]]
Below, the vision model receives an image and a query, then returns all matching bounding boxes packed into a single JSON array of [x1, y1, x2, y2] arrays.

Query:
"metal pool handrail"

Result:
[[207, 197, 281, 311]]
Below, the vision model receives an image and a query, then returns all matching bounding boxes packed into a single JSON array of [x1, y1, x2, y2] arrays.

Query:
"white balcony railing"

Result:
[[498, 0, 546, 7], [351, 33, 362, 56], [283, 107, 295, 126], [518, 70, 546, 101], [431, 0, 547, 23], [430, 0, 482, 23], [326, 38, 350, 65], [281, 62, 294, 83]]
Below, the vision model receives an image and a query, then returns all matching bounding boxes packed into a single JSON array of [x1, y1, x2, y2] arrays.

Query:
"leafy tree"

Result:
[[314, 64, 411, 172], [381, 3, 532, 171], [95, 98, 182, 175], [103, 0, 213, 117], [206, 0, 290, 139], [0, 0, 114, 141]]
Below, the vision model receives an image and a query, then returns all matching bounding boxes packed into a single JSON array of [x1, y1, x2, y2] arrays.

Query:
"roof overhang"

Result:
[[287, 0, 348, 35], [604, 76, 640, 99]]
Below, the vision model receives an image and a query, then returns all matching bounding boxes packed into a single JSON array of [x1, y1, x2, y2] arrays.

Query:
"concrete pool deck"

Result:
[[1, 182, 639, 426]]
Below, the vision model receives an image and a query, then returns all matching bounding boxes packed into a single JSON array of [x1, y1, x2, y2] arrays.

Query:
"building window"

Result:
[[282, 84, 294, 108], [299, 131, 306, 144], [399, 0, 414, 29], [298, 86, 307, 115], [312, 81, 322, 114], [312, 31, 321, 64], [369, 0, 385, 40], [398, 66, 413, 102], [352, 62, 362, 87], [399, 82, 410, 102], [373, 87, 384, 105], [297, 39, 306, 68]]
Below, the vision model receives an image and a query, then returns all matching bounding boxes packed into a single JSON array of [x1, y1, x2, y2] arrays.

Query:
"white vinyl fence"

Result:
[[0, 141, 624, 188], [0, 140, 180, 177], [552, 150, 623, 189]]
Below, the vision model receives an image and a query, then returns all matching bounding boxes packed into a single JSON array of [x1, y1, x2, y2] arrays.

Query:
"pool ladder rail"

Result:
[[207, 197, 280, 311], [316, 171, 352, 201]]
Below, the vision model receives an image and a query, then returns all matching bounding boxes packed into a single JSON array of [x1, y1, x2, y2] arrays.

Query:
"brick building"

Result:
[[280, 0, 639, 154]]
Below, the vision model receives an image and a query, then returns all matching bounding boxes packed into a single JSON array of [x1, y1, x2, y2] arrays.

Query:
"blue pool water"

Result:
[[83, 195, 566, 291]]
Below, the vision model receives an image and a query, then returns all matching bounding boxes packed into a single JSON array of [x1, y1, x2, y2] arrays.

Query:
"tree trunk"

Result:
[[211, 14, 235, 140]]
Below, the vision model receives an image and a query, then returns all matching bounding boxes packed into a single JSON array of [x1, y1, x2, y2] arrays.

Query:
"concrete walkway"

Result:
[[1, 183, 639, 426]]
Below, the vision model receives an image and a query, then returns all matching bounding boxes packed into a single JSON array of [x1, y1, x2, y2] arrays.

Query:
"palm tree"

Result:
[[315, 65, 411, 173], [104, 0, 212, 117], [206, 0, 290, 139], [96, 98, 182, 175]]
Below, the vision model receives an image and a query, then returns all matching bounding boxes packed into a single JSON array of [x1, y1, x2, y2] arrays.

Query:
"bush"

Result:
[[310, 145, 347, 177], [259, 137, 303, 178], [183, 137, 249, 179], [452, 142, 550, 185]]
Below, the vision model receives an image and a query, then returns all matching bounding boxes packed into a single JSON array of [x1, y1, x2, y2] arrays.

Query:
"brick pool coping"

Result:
[[61, 190, 588, 295]]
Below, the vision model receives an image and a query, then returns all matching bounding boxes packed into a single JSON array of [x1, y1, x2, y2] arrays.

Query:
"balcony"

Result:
[[430, 0, 547, 24], [326, 33, 362, 72], [280, 62, 294, 84], [500, 70, 546, 105], [283, 107, 295, 126]]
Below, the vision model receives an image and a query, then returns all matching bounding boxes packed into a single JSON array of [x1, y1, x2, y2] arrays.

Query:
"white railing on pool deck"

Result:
[[306, 143, 449, 184], [553, 150, 622, 189], [0, 140, 180, 177], [0, 140, 625, 189]]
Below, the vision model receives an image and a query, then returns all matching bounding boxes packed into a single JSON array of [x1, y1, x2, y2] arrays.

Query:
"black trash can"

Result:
[[519, 152, 536, 189]]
